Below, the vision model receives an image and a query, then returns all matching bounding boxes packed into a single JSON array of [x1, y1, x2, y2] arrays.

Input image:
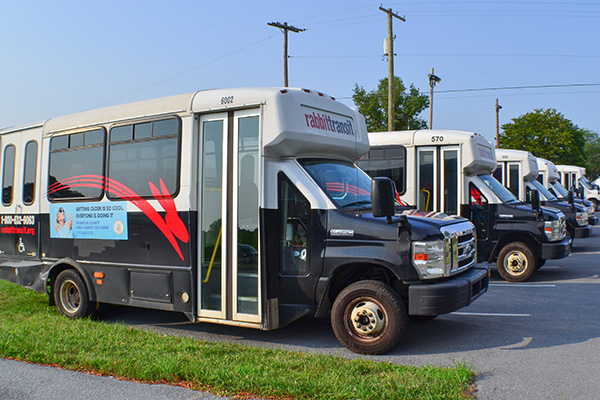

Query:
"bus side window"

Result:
[[278, 173, 310, 275], [2, 145, 16, 206], [469, 184, 487, 207], [48, 129, 105, 200], [108, 118, 180, 198], [22, 141, 38, 205], [469, 183, 488, 239]]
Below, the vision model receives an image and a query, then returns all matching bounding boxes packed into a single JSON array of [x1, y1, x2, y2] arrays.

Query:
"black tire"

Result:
[[497, 242, 536, 282], [54, 269, 94, 318], [331, 280, 407, 355]]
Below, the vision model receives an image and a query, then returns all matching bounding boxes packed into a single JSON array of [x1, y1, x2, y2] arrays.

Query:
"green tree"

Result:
[[583, 129, 600, 180], [499, 108, 586, 166], [352, 77, 429, 132]]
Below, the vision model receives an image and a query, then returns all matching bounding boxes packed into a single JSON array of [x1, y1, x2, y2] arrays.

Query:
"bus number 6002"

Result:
[[221, 96, 234, 105]]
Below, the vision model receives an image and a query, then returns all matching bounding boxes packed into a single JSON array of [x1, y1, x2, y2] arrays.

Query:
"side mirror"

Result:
[[371, 177, 396, 222], [568, 190, 574, 204], [531, 189, 541, 211]]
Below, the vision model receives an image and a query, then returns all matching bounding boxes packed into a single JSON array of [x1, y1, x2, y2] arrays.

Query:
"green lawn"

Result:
[[0, 279, 475, 399]]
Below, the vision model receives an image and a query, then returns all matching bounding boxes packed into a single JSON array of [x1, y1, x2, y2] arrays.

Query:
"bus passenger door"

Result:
[[198, 109, 261, 324], [417, 146, 460, 215], [0, 128, 40, 258]]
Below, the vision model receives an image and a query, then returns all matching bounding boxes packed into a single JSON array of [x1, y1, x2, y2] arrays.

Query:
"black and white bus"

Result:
[[0, 88, 488, 354]]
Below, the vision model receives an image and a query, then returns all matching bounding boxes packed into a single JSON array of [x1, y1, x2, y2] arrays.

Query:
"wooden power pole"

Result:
[[495, 98, 502, 148], [267, 22, 305, 87], [379, 6, 405, 131]]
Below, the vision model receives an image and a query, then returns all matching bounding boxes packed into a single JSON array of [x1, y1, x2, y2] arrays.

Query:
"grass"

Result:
[[0, 279, 475, 399]]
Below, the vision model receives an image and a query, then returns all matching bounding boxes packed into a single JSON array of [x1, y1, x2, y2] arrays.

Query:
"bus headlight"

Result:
[[544, 220, 562, 241], [576, 212, 588, 226], [412, 239, 450, 279]]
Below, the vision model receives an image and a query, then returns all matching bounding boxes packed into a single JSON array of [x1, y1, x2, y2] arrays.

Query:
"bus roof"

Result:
[[536, 157, 560, 182], [368, 129, 497, 174], [9, 87, 369, 162], [495, 149, 539, 181]]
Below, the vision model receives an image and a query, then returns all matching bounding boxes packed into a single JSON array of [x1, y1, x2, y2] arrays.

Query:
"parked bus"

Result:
[[0, 88, 488, 354], [536, 158, 597, 225], [555, 164, 600, 211], [494, 149, 591, 241], [358, 130, 571, 282]]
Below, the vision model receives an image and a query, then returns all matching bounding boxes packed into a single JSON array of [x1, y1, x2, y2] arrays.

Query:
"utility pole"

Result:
[[379, 5, 405, 131], [428, 68, 441, 129], [495, 98, 502, 148], [267, 22, 305, 87]]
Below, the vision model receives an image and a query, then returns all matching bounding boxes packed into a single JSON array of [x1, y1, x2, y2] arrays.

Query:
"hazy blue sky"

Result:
[[1, 1, 599, 145]]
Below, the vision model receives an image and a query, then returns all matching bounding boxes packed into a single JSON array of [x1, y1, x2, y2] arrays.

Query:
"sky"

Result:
[[1, 1, 599, 146]]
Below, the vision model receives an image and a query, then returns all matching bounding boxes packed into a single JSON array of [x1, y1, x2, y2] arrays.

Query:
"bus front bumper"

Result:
[[407, 265, 490, 316], [541, 237, 572, 259], [574, 225, 592, 238]]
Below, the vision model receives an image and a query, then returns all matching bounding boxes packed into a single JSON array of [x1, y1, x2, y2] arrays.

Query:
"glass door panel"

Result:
[[441, 148, 459, 215], [417, 148, 436, 211], [199, 116, 226, 317], [233, 112, 260, 321]]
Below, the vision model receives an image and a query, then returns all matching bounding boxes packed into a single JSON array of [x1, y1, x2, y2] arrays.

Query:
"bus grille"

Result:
[[441, 221, 477, 275]]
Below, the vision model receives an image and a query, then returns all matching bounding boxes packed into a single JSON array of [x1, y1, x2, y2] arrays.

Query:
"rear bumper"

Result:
[[408, 265, 490, 316], [541, 237, 571, 259], [0, 258, 46, 293]]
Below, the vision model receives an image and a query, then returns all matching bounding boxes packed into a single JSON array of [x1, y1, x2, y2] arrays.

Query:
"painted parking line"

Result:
[[452, 312, 530, 317], [490, 283, 556, 288]]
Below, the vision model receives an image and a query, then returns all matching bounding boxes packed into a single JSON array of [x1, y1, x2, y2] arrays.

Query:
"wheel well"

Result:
[[47, 262, 96, 305], [491, 233, 540, 261], [326, 264, 406, 305]]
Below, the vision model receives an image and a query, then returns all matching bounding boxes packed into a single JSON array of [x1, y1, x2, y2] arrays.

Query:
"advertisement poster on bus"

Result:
[[49, 202, 128, 240]]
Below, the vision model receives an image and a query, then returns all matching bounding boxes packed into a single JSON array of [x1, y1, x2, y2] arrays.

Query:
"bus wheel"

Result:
[[54, 270, 94, 318], [331, 280, 406, 355], [497, 242, 536, 282]]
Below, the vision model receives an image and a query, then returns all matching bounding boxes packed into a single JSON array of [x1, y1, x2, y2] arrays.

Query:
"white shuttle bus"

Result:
[[359, 130, 571, 282], [0, 88, 488, 354], [555, 164, 600, 210], [494, 149, 591, 240], [536, 158, 597, 224]]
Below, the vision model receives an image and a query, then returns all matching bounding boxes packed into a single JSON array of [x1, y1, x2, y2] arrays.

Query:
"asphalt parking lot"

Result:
[[2, 222, 599, 399], [100, 222, 600, 400]]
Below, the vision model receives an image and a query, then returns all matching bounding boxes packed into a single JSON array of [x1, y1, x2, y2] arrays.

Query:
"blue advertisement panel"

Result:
[[49, 202, 128, 240]]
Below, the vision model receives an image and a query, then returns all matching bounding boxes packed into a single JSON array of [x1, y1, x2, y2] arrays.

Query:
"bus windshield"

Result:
[[478, 174, 521, 204], [579, 177, 592, 190], [550, 181, 570, 197], [530, 179, 558, 201], [301, 159, 372, 209]]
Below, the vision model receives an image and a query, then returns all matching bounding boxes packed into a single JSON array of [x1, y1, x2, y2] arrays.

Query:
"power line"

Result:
[[89, 34, 277, 109], [336, 83, 600, 100], [435, 83, 600, 94], [290, 53, 600, 59]]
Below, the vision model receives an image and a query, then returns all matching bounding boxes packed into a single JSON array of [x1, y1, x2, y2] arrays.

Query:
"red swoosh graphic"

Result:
[[46, 175, 189, 260]]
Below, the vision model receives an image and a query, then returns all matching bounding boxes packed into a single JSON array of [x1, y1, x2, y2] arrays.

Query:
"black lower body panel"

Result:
[[407, 265, 490, 316]]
